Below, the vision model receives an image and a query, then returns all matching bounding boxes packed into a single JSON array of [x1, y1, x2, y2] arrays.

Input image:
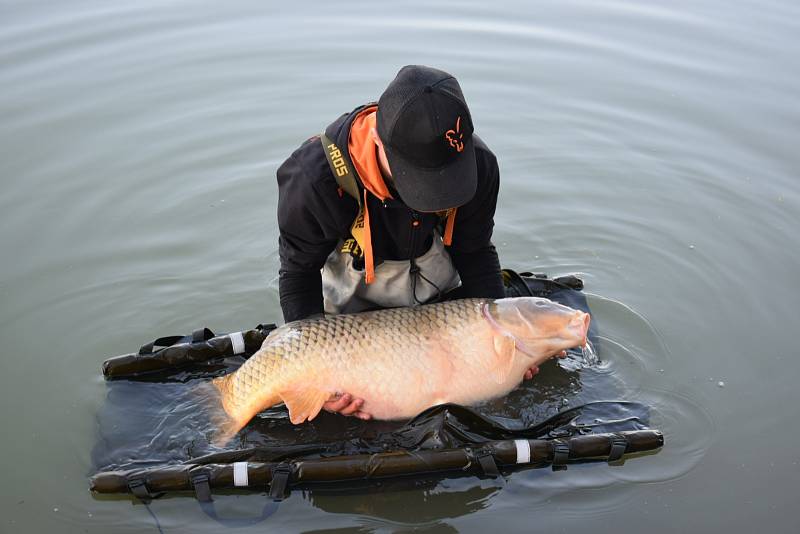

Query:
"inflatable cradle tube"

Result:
[[90, 430, 663, 500], [101, 324, 276, 380]]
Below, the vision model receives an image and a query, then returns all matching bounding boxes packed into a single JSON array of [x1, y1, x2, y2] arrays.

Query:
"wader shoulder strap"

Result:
[[320, 132, 361, 206], [320, 131, 377, 283]]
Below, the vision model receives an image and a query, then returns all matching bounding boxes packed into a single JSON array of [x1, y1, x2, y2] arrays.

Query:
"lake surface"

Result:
[[1, 0, 799, 532]]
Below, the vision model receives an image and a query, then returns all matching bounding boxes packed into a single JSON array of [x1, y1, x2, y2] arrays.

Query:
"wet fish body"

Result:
[[212, 297, 589, 443]]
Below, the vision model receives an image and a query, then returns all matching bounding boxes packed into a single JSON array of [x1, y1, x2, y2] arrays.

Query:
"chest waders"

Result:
[[319, 133, 460, 315]]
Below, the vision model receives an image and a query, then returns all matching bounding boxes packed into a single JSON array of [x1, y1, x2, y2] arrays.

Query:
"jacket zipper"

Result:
[[409, 210, 422, 303], [409, 210, 420, 257]]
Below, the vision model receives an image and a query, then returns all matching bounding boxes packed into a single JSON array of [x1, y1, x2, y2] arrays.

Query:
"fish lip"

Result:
[[573, 311, 590, 348]]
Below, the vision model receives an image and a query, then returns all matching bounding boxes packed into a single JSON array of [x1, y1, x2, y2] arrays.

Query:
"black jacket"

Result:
[[277, 104, 505, 322]]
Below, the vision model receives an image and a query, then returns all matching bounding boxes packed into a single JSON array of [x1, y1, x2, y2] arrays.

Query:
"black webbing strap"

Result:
[[473, 447, 501, 478], [255, 323, 278, 334], [190, 469, 213, 503], [551, 440, 570, 471], [553, 274, 584, 290], [127, 476, 153, 503], [137, 328, 216, 356], [501, 269, 535, 297], [138, 335, 184, 355], [607, 434, 628, 462], [191, 328, 215, 343], [196, 465, 280, 527], [268, 463, 292, 501]]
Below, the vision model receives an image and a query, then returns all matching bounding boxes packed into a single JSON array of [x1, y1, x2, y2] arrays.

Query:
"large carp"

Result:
[[210, 297, 590, 444]]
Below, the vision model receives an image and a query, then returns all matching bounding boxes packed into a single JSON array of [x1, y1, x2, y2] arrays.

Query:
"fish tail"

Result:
[[195, 374, 249, 446]]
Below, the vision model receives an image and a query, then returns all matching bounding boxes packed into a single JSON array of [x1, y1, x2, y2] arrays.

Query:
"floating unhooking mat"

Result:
[[91, 270, 662, 505]]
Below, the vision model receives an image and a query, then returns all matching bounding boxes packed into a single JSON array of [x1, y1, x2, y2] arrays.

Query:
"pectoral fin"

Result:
[[491, 332, 517, 385], [278, 388, 331, 424]]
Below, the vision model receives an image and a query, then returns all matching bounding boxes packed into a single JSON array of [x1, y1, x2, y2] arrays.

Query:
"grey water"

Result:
[[1, 0, 799, 532]]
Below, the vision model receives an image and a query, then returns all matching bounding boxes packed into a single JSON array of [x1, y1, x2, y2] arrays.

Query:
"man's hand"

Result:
[[523, 366, 539, 380], [523, 350, 568, 380], [323, 393, 372, 420]]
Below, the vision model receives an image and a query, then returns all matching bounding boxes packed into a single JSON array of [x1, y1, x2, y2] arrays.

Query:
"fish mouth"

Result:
[[569, 311, 591, 347]]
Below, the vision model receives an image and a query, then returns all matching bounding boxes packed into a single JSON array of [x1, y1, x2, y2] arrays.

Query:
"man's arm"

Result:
[[276, 152, 339, 322], [278, 269, 324, 323], [447, 146, 505, 299]]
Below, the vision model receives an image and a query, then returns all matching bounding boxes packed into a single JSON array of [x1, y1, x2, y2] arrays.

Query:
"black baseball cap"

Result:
[[377, 65, 477, 212]]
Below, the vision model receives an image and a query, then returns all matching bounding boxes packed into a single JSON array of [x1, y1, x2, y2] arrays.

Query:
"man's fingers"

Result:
[[323, 393, 351, 412], [337, 398, 364, 416], [323, 393, 371, 419], [524, 366, 540, 380]]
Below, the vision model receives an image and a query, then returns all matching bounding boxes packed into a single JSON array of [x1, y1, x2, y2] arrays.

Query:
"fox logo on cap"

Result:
[[445, 117, 465, 153]]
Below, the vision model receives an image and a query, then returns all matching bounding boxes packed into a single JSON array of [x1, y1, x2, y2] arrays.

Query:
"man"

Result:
[[276, 65, 506, 418]]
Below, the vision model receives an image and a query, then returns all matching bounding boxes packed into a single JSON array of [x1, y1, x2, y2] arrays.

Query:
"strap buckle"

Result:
[[473, 447, 501, 478], [607, 434, 628, 463], [127, 476, 154, 503], [269, 463, 292, 501], [190, 469, 213, 503], [551, 440, 570, 471]]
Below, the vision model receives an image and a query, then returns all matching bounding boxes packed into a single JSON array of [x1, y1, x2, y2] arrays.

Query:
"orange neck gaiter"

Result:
[[346, 106, 457, 284], [348, 107, 393, 201]]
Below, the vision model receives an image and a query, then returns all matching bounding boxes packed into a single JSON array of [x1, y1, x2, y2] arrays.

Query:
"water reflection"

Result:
[[304, 481, 499, 525]]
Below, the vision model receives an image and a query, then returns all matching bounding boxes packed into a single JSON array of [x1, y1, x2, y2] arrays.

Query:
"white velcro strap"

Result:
[[233, 462, 249, 487], [514, 439, 531, 464], [229, 332, 245, 355]]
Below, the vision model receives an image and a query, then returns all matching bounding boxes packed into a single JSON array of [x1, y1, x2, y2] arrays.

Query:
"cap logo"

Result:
[[444, 117, 465, 153]]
